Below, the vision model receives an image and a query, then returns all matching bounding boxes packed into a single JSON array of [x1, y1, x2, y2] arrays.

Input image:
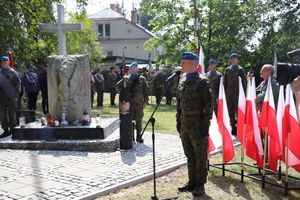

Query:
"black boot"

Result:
[[192, 184, 205, 197], [178, 182, 196, 192], [136, 133, 144, 143]]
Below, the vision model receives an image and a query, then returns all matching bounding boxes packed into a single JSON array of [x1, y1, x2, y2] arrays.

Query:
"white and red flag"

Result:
[[259, 77, 280, 172], [237, 77, 246, 144], [208, 111, 222, 156], [245, 77, 264, 168], [282, 84, 300, 172], [197, 46, 205, 75], [217, 77, 234, 163]]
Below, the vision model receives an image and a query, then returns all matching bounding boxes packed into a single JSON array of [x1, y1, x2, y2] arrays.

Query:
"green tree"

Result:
[[0, 0, 88, 65], [66, 11, 105, 68]]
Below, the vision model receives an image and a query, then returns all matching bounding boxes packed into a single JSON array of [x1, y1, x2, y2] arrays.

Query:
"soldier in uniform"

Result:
[[108, 66, 118, 106], [116, 62, 149, 143], [223, 53, 246, 135], [0, 56, 21, 137], [176, 52, 213, 197], [205, 59, 222, 113], [38, 63, 48, 114], [153, 71, 165, 105], [94, 68, 105, 107], [23, 63, 40, 110]]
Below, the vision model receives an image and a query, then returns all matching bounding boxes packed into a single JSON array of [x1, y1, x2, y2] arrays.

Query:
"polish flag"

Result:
[[237, 77, 246, 144], [245, 77, 264, 168], [197, 46, 205, 75], [208, 111, 223, 156], [7, 51, 15, 68], [277, 86, 285, 161], [259, 77, 280, 172], [282, 84, 300, 170], [217, 77, 234, 163]]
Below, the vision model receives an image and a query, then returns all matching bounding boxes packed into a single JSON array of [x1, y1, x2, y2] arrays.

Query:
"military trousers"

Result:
[[132, 102, 144, 136], [97, 91, 104, 106], [180, 130, 208, 186], [0, 99, 17, 134], [110, 88, 116, 105], [226, 95, 238, 132]]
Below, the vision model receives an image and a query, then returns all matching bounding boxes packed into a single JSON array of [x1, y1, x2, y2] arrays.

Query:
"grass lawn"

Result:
[[91, 93, 178, 134], [97, 148, 300, 200]]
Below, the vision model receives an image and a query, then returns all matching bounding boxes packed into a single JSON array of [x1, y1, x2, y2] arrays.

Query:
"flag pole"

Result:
[[194, 0, 200, 54], [278, 159, 282, 181], [241, 124, 246, 182], [285, 137, 289, 196], [222, 124, 225, 176], [262, 129, 268, 188]]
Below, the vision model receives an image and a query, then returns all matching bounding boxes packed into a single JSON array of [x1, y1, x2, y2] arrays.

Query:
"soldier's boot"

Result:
[[178, 181, 196, 192], [136, 121, 143, 143], [192, 184, 205, 197]]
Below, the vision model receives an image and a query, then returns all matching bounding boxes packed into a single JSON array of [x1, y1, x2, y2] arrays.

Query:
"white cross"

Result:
[[38, 4, 83, 55]]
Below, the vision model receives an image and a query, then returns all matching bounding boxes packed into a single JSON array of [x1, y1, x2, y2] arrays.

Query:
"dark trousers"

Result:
[[97, 91, 104, 106], [0, 100, 17, 134], [91, 91, 95, 107], [110, 88, 116, 105], [41, 92, 48, 114], [27, 92, 38, 110], [17, 92, 23, 111]]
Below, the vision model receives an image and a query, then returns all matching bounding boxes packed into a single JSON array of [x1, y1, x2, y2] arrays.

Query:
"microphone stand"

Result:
[[140, 75, 179, 200]]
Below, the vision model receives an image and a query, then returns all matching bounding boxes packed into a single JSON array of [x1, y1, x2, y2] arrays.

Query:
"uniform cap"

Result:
[[130, 62, 138, 69], [1, 56, 9, 62], [180, 52, 198, 61], [208, 59, 217, 65], [229, 53, 240, 59]]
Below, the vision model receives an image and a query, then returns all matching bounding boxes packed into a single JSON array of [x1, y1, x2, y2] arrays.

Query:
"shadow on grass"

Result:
[[209, 171, 253, 200]]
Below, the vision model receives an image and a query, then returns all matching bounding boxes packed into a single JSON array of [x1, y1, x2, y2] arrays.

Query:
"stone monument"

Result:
[[47, 55, 91, 122]]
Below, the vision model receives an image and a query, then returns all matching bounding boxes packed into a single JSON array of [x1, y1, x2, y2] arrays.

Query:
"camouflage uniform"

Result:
[[153, 71, 164, 105], [107, 71, 118, 105], [176, 71, 213, 189], [94, 73, 105, 107], [223, 65, 246, 135], [256, 77, 279, 111], [205, 70, 222, 113], [116, 74, 149, 140], [0, 67, 21, 135]]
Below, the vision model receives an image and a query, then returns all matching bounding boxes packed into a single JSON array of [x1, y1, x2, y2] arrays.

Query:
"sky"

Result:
[[63, 0, 142, 16]]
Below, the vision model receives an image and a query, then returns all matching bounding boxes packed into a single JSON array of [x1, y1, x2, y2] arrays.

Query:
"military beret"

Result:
[[180, 52, 199, 61], [130, 62, 138, 69], [27, 63, 34, 69], [229, 53, 240, 59], [208, 59, 217, 65], [1, 56, 9, 62]]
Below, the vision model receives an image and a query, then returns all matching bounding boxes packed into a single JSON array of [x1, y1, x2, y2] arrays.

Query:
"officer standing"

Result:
[[14, 64, 24, 110], [116, 62, 149, 143], [153, 71, 164, 105], [38, 63, 48, 114], [108, 66, 118, 106], [94, 68, 105, 107], [0, 56, 21, 137], [205, 59, 222, 113], [223, 53, 246, 135], [176, 52, 213, 197], [23, 63, 40, 110]]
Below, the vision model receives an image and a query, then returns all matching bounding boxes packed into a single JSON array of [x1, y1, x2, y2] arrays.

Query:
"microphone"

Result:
[[165, 70, 181, 83]]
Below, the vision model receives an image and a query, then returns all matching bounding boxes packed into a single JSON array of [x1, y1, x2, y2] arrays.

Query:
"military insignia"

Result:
[[120, 101, 130, 115]]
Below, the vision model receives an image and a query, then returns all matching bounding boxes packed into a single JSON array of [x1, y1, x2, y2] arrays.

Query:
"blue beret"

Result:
[[27, 63, 34, 69], [130, 62, 138, 68], [229, 53, 240, 59], [180, 52, 199, 61], [1, 56, 9, 62], [208, 59, 217, 65]]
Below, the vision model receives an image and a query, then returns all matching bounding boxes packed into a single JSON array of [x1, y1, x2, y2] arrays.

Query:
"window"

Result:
[[97, 24, 110, 38], [107, 51, 113, 57]]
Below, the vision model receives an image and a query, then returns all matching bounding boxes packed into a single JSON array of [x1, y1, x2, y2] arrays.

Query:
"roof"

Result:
[[89, 8, 154, 37], [89, 8, 125, 20]]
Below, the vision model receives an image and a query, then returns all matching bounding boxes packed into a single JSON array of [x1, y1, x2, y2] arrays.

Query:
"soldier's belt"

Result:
[[181, 111, 202, 116]]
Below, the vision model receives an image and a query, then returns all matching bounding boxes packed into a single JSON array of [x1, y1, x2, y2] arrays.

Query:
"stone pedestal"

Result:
[[292, 76, 300, 120], [47, 55, 91, 122]]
